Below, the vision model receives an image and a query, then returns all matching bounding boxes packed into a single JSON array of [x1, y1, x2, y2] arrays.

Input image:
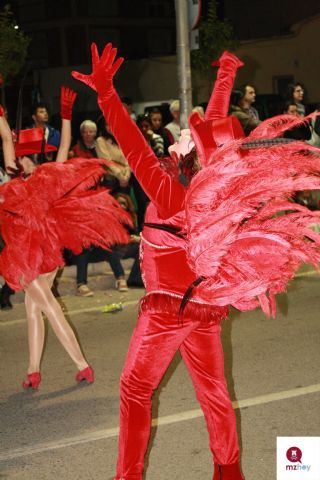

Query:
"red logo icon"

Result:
[[286, 446, 302, 463]]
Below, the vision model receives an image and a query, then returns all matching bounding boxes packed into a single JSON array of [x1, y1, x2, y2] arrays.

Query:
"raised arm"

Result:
[[188, 51, 244, 168], [56, 86, 77, 163], [205, 51, 243, 121], [72, 43, 186, 218], [0, 105, 18, 172]]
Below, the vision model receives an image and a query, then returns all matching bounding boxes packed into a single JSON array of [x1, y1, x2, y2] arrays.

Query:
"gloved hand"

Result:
[[205, 50, 244, 121], [72, 42, 124, 100], [211, 51, 244, 71], [60, 86, 77, 120]]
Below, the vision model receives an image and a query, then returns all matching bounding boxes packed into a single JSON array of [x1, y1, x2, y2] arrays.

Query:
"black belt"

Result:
[[144, 222, 186, 239]]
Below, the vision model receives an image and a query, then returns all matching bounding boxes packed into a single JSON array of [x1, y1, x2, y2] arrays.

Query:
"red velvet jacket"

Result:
[[98, 91, 228, 321]]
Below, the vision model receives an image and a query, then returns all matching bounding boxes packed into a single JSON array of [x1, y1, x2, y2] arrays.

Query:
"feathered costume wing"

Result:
[[0, 158, 131, 290], [186, 136, 320, 316], [187, 53, 320, 317]]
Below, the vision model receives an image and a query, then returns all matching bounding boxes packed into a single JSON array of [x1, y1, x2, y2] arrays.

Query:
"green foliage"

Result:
[[191, 0, 237, 76], [0, 4, 30, 84]]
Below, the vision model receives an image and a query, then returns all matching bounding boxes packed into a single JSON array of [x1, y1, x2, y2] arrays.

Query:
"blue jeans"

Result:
[[66, 244, 142, 287]]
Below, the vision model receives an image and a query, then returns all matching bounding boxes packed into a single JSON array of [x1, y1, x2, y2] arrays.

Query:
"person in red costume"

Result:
[[0, 87, 131, 391], [73, 43, 320, 480]]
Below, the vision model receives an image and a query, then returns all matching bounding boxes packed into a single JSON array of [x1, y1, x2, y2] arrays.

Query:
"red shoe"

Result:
[[22, 372, 41, 390], [213, 462, 245, 479], [76, 366, 94, 384]]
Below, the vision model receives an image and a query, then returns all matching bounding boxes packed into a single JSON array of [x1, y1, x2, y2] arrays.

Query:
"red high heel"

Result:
[[76, 366, 94, 384], [22, 372, 41, 390], [213, 462, 245, 479]]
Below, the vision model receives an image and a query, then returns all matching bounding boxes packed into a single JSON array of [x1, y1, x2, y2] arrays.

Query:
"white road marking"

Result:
[[294, 269, 319, 278], [0, 300, 139, 327], [1, 383, 319, 461], [1, 268, 319, 328]]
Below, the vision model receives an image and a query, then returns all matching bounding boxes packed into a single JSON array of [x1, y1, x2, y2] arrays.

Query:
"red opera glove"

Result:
[[0, 104, 4, 117], [60, 86, 77, 120], [205, 51, 244, 121], [72, 42, 186, 217], [72, 43, 124, 100], [211, 51, 244, 72]]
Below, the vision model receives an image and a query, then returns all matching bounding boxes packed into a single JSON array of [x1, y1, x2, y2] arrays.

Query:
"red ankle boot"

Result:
[[213, 462, 245, 479], [22, 372, 41, 390], [76, 366, 94, 384]]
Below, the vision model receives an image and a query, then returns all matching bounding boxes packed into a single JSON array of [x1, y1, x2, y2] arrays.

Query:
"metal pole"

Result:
[[174, 0, 193, 129]]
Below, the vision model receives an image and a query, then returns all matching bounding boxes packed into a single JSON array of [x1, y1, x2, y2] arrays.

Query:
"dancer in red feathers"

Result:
[[0, 87, 131, 390], [73, 43, 320, 480]]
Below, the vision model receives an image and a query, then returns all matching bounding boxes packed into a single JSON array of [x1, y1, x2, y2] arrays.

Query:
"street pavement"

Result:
[[0, 265, 319, 479]]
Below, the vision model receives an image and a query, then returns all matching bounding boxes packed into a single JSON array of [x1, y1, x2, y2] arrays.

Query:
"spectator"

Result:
[[69, 120, 98, 158], [148, 107, 171, 155], [111, 192, 143, 289], [31, 103, 60, 160], [283, 101, 311, 141], [0, 148, 14, 310], [165, 99, 181, 144], [293, 191, 320, 211], [0, 282, 14, 310], [230, 85, 261, 135], [308, 104, 320, 147], [130, 172, 149, 231], [121, 97, 137, 122], [286, 82, 306, 117], [136, 114, 164, 157], [0, 164, 9, 185], [134, 114, 164, 228], [192, 105, 205, 118], [96, 120, 131, 193], [66, 192, 143, 295]]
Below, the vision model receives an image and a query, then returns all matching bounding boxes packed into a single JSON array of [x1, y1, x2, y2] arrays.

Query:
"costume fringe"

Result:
[[140, 292, 229, 324]]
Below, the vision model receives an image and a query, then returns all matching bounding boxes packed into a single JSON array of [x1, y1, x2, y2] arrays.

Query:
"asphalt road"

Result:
[[0, 269, 319, 480]]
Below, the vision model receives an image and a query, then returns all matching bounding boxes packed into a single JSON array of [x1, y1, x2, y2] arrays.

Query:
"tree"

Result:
[[0, 4, 30, 105], [191, 0, 237, 77]]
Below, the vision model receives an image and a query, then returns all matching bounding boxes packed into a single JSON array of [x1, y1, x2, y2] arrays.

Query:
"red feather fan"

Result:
[[186, 117, 320, 317], [0, 158, 132, 290]]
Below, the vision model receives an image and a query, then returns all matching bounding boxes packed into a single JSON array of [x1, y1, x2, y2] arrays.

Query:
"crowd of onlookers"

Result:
[[229, 82, 320, 142], [1, 81, 320, 310]]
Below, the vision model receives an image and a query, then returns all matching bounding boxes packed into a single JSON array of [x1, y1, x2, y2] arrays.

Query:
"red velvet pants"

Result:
[[114, 309, 239, 480]]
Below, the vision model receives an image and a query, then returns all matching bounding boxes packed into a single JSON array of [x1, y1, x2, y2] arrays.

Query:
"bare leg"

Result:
[[24, 270, 57, 373], [25, 292, 44, 373], [24, 271, 89, 371]]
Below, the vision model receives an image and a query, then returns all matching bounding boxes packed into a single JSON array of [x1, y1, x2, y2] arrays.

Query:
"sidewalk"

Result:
[[1, 259, 134, 305]]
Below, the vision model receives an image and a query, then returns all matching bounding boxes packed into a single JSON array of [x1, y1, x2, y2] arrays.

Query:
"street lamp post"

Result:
[[174, 0, 193, 129]]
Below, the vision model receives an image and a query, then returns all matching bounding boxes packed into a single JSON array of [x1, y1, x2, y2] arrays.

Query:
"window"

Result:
[[147, 28, 175, 55], [27, 27, 62, 68], [45, 0, 71, 19], [76, 0, 119, 17], [145, 1, 174, 18], [120, 27, 148, 59], [120, 0, 145, 17], [46, 28, 62, 67], [273, 75, 294, 97], [88, 27, 120, 52], [88, 0, 119, 16], [65, 25, 88, 66], [27, 30, 48, 67], [18, 1, 46, 22]]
